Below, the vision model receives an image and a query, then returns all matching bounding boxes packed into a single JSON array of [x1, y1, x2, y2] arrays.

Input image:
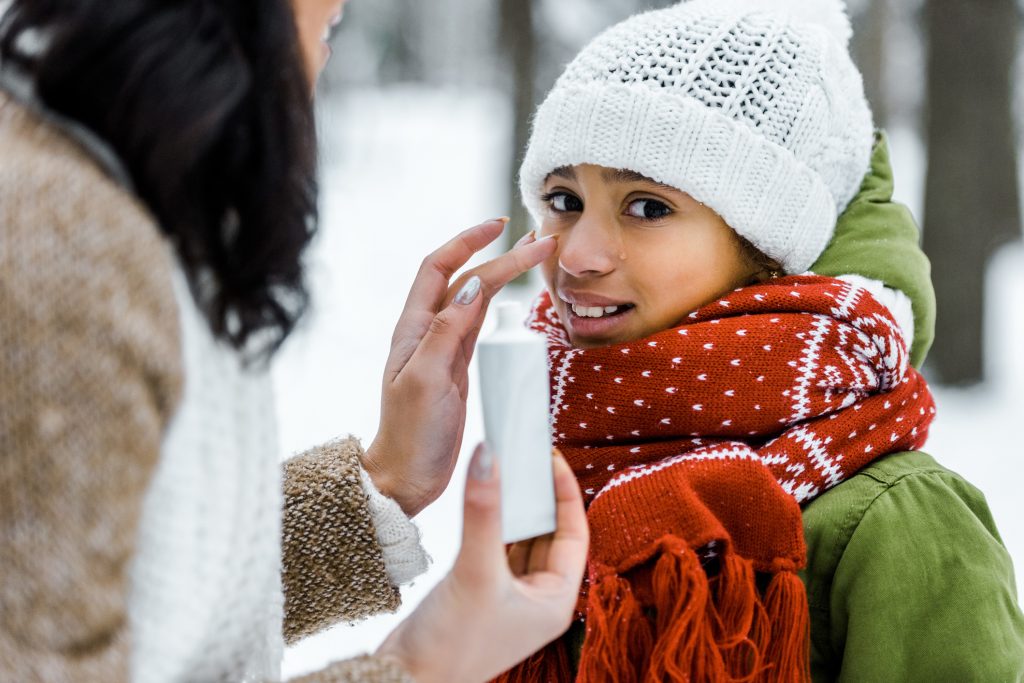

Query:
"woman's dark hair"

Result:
[[1, 0, 318, 360]]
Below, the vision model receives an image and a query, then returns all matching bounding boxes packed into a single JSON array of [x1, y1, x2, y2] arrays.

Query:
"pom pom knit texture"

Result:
[[520, 0, 874, 274]]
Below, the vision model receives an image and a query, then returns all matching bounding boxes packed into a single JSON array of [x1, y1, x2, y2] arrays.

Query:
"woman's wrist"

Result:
[[361, 441, 429, 517], [374, 573, 487, 683], [375, 624, 429, 683]]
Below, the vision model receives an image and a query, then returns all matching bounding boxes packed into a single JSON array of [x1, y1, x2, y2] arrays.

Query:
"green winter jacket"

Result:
[[564, 133, 1024, 680], [804, 133, 1024, 681], [803, 449, 1024, 682], [806, 132, 1024, 679]]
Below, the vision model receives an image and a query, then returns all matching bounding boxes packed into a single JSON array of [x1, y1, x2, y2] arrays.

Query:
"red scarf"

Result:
[[497, 275, 935, 682]]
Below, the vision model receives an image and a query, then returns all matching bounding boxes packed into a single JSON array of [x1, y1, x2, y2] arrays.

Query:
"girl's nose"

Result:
[[557, 214, 618, 278]]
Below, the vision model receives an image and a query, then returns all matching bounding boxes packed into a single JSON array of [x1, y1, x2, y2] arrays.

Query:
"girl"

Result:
[[497, 0, 1024, 680]]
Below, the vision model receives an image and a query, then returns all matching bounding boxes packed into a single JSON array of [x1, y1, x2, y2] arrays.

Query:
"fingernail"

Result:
[[513, 230, 537, 248], [489, 216, 511, 225], [470, 443, 494, 480], [454, 275, 482, 305], [536, 233, 559, 242]]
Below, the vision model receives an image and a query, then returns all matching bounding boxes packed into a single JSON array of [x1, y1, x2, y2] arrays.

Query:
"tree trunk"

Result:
[[851, 0, 889, 128], [499, 0, 537, 251], [922, 0, 1020, 385], [384, 0, 424, 83]]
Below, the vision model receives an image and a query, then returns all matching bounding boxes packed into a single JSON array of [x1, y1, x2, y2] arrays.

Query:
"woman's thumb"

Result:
[[453, 443, 505, 585]]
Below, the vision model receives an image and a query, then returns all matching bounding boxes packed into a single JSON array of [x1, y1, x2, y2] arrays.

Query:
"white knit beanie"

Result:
[[519, 0, 874, 274]]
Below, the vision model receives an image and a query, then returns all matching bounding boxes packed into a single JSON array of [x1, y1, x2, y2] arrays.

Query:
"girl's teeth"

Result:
[[571, 304, 621, 318]]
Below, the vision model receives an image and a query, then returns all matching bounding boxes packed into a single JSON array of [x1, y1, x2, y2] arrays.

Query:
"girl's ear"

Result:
[[758, 263, 784, 282], [746, 266, 779, 285], [736, 234, 783, 284]]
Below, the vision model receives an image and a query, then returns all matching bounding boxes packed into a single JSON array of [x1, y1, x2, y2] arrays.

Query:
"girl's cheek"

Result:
[[542, 249, 560, 278], [538, 220, 560, 238], [538, 246, 560, 286], [540, 224, 565, 263]]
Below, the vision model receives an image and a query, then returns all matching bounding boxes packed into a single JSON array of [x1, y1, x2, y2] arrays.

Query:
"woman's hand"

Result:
[[362, 219, 556, 516], [377, 445, 589, 683]]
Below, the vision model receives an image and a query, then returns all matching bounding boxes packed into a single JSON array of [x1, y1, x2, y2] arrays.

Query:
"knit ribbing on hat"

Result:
[[520, 2, 873, 274]]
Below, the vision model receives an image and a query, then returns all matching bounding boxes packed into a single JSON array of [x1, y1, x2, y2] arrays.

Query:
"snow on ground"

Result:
[[273, 88, 1024, 677]]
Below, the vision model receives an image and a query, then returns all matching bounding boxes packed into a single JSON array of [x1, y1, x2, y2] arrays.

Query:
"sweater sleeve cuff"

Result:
[[281, 437, 401, 644], [835, 274, 916, 349], [358, 468, 431, 585]]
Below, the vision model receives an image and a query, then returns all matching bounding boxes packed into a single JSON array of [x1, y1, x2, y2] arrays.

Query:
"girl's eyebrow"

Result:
[[602, 168, 681, 194], [542, 166, 688, 198], [545, 166, 577, 182]]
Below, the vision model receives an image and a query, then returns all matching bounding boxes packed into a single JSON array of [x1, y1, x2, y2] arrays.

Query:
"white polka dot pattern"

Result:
[[528, 275, 934, 508]]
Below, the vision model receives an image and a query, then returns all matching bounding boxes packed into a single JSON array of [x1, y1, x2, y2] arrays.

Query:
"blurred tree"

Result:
[[382, 0, 424, 82], [923, 0, 1021, 385], [322, 0, 499, 89], [850, 0, 890, 128], [499, 0, 538, 249]]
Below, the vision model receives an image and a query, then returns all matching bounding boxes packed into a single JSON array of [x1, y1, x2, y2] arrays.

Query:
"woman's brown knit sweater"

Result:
[[0, 90, 413, 681]]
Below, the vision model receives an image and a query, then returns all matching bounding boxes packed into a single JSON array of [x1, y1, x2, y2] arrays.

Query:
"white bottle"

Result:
[[478, 301, 557, 543]]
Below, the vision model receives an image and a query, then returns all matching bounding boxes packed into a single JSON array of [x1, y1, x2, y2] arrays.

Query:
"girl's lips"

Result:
[[564, 304, 635, 342], [558, 289, 630, 308]]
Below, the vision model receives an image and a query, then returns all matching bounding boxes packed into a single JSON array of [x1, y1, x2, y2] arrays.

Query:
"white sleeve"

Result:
[[835, 273, 916, 348], [357, 468, 431, 585]]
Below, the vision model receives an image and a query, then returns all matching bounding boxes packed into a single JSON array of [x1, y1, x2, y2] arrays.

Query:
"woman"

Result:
[[0, 1, 588, 682]]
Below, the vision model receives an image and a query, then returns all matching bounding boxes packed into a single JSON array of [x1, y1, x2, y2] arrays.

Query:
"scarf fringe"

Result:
[[646, 542, 723, 681], [577, 572, 654, 683], [492, 639, 574, 683], [755, 569, 810, 683], [573, 541, 809, 683], [711, 553, 763, 680]]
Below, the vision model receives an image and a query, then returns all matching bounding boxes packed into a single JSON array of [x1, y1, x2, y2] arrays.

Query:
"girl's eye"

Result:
[[626, 198, 671, 220], [544, 192, 583, 213]]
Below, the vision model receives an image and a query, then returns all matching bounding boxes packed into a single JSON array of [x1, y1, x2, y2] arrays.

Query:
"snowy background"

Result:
[[272, 89, 1024, 677]]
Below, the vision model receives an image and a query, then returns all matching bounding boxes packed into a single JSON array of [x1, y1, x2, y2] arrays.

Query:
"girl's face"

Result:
[[539, 164, 760, 349], [291, 0, 348, 85]]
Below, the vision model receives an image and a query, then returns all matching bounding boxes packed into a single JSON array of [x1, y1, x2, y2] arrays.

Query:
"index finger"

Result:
[[400, 219, 508, 321], [442, 234, 559, 308]]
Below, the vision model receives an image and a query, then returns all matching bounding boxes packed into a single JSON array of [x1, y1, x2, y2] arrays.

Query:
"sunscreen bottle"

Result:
[[478, 301, 556, 543]]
